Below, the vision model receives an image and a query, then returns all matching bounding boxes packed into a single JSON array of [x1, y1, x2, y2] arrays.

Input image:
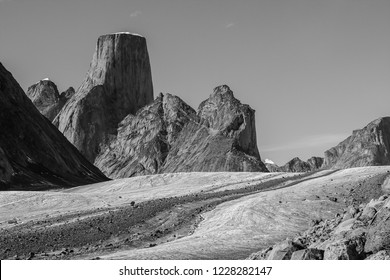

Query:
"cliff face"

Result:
[[95, 93, 197, 178], [95, 85, 268, 178], [26, 79, 71, 121], [162, 85, 268, 173], [0, 62, 107, 190], [54, 33, 154, 162], [280, 157, 311, 173], [324, 117, 390, 169]]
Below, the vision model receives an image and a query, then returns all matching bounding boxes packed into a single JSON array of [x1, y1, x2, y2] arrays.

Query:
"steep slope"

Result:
[[54, 33, 154, 162], [0, 62, 107, 190], [324, 117, 390, 168], [95, 93, 197, 178], [162, 85, 268, 173]]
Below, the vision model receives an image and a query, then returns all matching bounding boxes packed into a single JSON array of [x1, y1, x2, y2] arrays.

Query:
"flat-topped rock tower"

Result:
[[54, 33, 154, 162]]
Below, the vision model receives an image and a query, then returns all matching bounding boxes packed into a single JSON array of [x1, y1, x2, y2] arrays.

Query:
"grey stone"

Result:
[[54, 33, 154, 162]]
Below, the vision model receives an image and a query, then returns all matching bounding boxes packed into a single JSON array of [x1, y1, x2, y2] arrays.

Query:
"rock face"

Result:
[[162, 85, 267, 173], [0, 147, 13, 185], [54, 33, 154, 162], [96, 85, 268, 178], [324, 117, 390, 169], [281, 157, 311, 173], [264, 157, 323, 173], [26, 79, 72, 121], [95, 93, 196, 178], [307, 156, 324, 170], [0, 62, 107, 190]]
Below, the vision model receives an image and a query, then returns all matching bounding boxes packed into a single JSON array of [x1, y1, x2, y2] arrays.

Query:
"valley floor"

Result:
[[0, 167, 389, 260]]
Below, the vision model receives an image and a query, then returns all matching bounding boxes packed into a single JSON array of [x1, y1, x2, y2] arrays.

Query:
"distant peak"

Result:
[[213, 85, 232, 95]]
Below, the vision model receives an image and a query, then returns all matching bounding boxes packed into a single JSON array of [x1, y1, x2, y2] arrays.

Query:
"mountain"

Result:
[[162, 85, 268, 173], [265, 156, 324, 173], [307, 156, 324, 170], [95, 93, 197, 178], [0, 62, 107, 190], [281, 157, 311, 172], [264, 159, 282, 172], [324, 117, 390, 169], [54, 33, 154, 162], [95, 85, 268, 178], [26, 79, 72, 121]]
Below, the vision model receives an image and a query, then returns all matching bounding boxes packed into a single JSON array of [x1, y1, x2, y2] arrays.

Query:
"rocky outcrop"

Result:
[[54, 33, 154, 162], [247, 193, 390, 260], [95, 93, 196, 178], [0, 62, 107, 190], [60, 87, 75, 100], [26, 79, 72, 121], [162, 85, 268, 173], [324, 117, 390, 169], [307, 156, 324, 170], [281, 157, 311, 173], [96, 85, 268, 178]]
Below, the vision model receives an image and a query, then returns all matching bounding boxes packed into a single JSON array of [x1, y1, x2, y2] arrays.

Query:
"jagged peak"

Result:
[[213, 85, 232, 95]]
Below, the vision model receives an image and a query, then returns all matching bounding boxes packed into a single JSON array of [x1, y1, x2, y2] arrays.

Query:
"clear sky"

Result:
[[1, 0, 389, 165]]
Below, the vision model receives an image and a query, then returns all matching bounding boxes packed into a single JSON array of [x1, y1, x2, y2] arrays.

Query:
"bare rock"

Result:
[[266, 240, 304, 260], [364, 199, 390, 253], [278, 156, 323, 173], [307, 156, 324, 170], [95, 93, 196, 178], [323, 232, 366, 260], [246, 247, 273, 260], [0, 62, 107, 190], [366, 250, 390, 260], [26, 79, 61, 121], [291, 248, 324, 260], [162, 85, 268, 173], [54, 33, 154, 162], [324, 117, 390, 169]]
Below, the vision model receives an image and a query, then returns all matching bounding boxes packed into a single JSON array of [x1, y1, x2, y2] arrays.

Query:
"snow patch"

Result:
[[264, 159, 275, 165], [112, 32, 144, 37]]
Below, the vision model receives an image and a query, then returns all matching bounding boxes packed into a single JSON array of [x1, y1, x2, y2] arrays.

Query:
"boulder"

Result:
[[291, 248, 324, 260], [323, 233, 366, 260], [266, 240, 304, 260], [364, 199, 390, 253]]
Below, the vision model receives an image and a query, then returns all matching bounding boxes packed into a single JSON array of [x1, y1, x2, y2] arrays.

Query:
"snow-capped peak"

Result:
[[42, 78, 50, 81], [112, 32, 143, 37], [264, 159, 275, 165]]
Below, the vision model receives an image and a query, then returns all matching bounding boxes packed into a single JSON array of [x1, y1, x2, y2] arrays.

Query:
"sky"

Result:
[[1, 0, 389, 165]]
